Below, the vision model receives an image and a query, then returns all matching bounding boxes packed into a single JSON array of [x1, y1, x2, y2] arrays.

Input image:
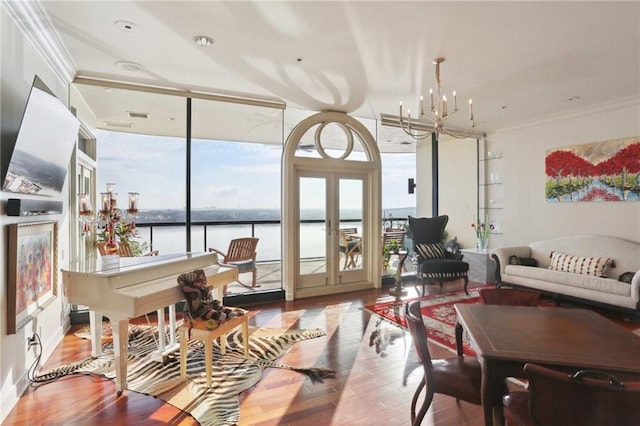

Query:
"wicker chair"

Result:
[[209, 237, 259, 288]]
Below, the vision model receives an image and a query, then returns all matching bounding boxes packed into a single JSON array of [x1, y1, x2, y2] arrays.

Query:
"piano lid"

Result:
[[62, 252, 219, 276]]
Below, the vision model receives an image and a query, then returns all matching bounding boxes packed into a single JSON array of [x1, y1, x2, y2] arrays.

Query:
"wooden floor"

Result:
[[4, 280, 487, 426]]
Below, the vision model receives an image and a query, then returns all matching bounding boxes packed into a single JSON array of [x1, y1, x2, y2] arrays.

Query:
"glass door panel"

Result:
[[338, 178, 364, 271], [296, 173, 367, 289], [299, 177, 327, 277]]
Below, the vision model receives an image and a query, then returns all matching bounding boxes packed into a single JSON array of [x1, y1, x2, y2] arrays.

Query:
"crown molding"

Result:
[[2, 0, 77, 84], [490, 95, 640, 137]]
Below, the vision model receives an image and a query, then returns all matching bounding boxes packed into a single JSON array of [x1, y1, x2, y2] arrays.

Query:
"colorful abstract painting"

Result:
[[7, 221, 57, 334], [545, 137, 640, 202]]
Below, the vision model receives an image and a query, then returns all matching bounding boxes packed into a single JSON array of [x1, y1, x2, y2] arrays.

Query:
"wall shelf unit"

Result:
[[478, 140, 505, 246]]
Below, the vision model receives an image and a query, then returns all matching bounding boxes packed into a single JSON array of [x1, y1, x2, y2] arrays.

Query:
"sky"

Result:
[[96, 129, 416, 211]]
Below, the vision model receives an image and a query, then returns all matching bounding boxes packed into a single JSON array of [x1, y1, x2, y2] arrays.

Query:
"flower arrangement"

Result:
[[97, 219, 149, 256], [472, 216, 495, 245]]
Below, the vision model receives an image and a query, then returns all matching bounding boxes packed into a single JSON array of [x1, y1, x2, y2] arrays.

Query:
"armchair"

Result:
[[408, 215, 469, 295]]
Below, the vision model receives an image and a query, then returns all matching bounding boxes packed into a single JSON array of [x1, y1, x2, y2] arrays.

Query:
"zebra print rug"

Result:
[[39, 324, 332, 426]]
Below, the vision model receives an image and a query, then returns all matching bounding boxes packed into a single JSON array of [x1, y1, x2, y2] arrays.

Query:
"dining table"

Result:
[[454, 303, 640, 426]]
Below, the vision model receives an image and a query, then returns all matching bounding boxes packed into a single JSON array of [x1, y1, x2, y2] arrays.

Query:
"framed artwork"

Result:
[[545, 137, 640, 202], [7, 221, 58, 334]]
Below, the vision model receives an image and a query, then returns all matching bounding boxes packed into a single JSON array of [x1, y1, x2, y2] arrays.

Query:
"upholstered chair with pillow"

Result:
[[408, 215, 470, 295]]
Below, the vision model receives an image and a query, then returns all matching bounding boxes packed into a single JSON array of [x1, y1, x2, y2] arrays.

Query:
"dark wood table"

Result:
[[455, 304, 640, 426]]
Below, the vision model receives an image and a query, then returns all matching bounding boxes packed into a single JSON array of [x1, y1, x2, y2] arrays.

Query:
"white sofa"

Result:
[[491, 235, 640, 316]]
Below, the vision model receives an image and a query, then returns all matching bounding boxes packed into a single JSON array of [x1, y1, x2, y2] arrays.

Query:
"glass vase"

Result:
[[477, 238, 489, 251]]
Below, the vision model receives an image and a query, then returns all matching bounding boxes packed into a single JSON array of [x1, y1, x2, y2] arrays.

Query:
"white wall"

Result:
[[1, 9, 72, 421], [415, 135, 478, 249], [439, 136, 478, 249], [487, 102, 640, 247], [415, 137, 433, 218]]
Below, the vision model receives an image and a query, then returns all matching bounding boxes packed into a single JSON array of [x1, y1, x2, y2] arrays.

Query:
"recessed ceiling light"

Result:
[[114, 61, 142, 72], [114, 20, 137, 32], [193, 35, 213, 47]]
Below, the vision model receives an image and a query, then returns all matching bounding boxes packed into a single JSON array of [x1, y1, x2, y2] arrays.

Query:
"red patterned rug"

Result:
[[364, 286, 640, 356]]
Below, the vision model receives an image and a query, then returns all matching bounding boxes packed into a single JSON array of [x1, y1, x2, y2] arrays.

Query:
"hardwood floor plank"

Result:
[[4, 282, 486, 426]]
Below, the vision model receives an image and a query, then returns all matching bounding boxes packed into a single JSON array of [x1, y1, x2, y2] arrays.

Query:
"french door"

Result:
[[297, 171, 367, 290]]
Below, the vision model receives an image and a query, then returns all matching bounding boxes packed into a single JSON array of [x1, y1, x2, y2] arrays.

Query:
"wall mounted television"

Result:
[[2, 76, 79, 197]]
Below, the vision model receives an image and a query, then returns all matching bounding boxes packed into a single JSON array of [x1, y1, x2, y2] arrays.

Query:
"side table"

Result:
[[460, 248, 496, 284], [388, 251, 409, 296]]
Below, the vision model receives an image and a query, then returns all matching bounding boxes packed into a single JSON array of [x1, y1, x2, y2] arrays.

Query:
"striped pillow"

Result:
[[416, 242, 446, 259], [548, 251, 612, 277]]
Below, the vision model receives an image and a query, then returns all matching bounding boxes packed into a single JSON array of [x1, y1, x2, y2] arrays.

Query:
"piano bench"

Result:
[[179, 310, 249, 387]]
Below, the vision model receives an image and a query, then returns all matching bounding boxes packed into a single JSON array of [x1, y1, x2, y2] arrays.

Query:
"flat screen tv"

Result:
[[2, 76, 79, 197]]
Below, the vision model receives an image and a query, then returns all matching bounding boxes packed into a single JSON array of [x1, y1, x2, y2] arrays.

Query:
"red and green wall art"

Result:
[[545, 137, 640, 202]]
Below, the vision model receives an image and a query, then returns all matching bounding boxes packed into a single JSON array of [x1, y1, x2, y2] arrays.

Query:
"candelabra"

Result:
[[78, 183, 139, 256]]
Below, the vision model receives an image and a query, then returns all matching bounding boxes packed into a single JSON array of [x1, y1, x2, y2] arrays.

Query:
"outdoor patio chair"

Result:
[[339, 228, 361, 269], [209, 237, 259, 288], [96, 241, 158, 257]]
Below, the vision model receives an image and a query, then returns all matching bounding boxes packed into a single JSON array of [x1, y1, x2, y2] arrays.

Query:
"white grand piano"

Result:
[[61, 251, 238, 395]]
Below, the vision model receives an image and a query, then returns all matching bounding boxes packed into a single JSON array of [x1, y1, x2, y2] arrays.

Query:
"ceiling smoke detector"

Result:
[[193, 35, 213, 47], [114, 20, 137, 33]]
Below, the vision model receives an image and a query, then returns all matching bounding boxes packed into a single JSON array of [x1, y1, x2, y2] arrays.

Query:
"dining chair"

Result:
[[456, 287, 542, 356], [503, 363, 640, 426], [209, 237, 259, 289], [404, 301, 482, 426], [478, 287, 541, 307]]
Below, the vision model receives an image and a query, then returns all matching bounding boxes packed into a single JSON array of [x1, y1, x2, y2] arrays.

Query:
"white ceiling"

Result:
[[21, 1, 640, 150]]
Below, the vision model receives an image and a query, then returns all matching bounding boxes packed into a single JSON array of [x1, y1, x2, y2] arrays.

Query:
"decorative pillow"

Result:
[[509, 255, 538, 267], [618, 272, 635, 284], [548, 251, 612, 277], [416, 242, 447, 259]]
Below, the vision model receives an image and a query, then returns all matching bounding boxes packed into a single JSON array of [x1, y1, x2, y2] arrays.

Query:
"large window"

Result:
[[96, 129, 187, 254], [80, 81, 415, 298]]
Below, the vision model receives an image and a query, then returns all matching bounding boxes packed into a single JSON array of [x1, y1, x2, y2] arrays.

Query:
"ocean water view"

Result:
[[133, 207, 415, 261]]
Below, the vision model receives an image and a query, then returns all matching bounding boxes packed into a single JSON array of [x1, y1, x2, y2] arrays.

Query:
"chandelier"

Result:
[[385, 57, 476, 140], [78, 183, 139, 256]]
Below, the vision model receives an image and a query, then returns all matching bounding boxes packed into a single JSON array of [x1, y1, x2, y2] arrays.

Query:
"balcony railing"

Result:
[[133, 217, 409, 262]]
